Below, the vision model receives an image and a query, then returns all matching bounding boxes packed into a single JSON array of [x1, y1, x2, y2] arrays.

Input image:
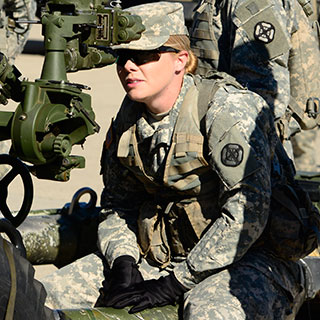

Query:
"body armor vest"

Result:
[[116, 83, 220, 268], [111, 73, 320, 266]]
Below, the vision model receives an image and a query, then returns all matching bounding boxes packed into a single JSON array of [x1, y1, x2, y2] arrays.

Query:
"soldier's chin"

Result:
[[127, 91, 148, 104]]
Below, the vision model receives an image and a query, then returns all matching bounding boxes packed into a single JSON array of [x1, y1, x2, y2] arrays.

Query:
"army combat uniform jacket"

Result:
[[191, 0, 320, 168], [0, 0, 36, 63], [191, 0, 296, 120], [98, 74, 305, 298]]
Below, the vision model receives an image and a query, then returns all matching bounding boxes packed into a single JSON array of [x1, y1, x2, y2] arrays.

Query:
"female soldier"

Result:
[[42, 2, 314, 318]]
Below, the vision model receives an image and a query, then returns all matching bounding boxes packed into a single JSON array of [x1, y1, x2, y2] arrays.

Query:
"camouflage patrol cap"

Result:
[[112, 1, 188, 50]]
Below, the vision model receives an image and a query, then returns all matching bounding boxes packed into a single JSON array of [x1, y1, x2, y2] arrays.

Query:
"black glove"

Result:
[[106, 272, 188, 313], [95, 255, 143, 307]]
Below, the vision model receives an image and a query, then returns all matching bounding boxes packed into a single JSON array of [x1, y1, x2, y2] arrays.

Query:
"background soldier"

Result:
[[190, 0, 320, 171], [0, 0, 36, 63], [289, 0, 320, 172]]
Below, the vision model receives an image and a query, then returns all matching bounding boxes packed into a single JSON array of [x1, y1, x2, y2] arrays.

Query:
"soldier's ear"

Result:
[[175, 50, 188, 73]]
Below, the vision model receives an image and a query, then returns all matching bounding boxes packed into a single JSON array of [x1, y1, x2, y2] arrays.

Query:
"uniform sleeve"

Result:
[[173, 87, 277, 289], [0, 0, 36, 62], [191, 0, 296, 119], [97, 117, 147, 268]]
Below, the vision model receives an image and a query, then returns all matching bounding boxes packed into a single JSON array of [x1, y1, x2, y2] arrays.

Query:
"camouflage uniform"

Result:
[[41, 3, 308, 318], [97, 70, 309, 318], [42, 74, 306, 318], [289, 0, 320, 172], [291, 129, 317, 172], [0, 0, 36, 63], [190, 0, 320, 170], [191, 0, 295, 119]]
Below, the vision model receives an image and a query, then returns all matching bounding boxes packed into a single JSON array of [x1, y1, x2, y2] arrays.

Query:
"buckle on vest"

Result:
[[306, 97, 320, 119]]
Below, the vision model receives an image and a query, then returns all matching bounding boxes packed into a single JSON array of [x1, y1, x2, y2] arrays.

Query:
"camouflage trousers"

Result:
[[41, 250, 306, 319]]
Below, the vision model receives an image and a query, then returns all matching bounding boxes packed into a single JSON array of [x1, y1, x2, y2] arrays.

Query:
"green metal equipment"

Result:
[[0, 0, 144, 181]]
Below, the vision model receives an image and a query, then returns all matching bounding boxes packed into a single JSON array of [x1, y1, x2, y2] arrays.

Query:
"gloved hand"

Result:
[[106, 272, 188, 313], [95, 255, 143, 307]]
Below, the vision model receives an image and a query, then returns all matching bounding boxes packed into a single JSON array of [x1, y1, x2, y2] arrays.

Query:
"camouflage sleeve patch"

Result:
[[206, 100, 262, 189], [233, 0, 290, 61]]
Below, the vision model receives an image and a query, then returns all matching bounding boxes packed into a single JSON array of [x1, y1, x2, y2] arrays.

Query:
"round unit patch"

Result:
[[254, 21, 275, 43], [221, 143, 244, 167]]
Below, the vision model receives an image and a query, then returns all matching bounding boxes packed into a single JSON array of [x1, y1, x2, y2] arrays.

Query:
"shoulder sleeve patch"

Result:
[[221, 143, 244, 167], [207, 111, 262, 188], [234, 0, 290, 60]]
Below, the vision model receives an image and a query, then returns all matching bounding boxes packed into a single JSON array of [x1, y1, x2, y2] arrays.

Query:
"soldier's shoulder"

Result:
[[213, 82, 269, 119], [206, 84, 273, 145]]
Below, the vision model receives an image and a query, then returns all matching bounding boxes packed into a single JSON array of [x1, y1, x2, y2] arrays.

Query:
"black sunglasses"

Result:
[[116, 46, 180, 67]]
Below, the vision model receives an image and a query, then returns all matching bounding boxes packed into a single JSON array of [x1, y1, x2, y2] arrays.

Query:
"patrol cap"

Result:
[[112, 1, 188, 50]]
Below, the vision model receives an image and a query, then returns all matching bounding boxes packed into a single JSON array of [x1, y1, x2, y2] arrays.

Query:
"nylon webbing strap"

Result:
[[3, 240, 17, 320], [197, 79, 221, 123], [288, 95, 320, 130]]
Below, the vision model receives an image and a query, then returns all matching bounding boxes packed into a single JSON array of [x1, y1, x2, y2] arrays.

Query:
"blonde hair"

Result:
[[164, 35, 198, 74]]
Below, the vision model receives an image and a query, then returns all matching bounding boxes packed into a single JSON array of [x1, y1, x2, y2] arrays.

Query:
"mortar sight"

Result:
[[40, 0, 145, 73]]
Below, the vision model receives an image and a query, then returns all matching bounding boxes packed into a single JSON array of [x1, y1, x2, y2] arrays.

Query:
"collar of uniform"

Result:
[[136, 74, 194, 144]]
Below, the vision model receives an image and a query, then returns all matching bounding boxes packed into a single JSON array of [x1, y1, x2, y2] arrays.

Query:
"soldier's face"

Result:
[[116, 50, 186, 113]]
